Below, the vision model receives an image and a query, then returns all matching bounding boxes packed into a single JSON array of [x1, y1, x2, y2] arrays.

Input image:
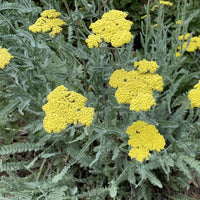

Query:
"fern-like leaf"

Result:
[[0, 142, 44, 155], [183, 155, 200, 174], [0, 2, 39, 13]]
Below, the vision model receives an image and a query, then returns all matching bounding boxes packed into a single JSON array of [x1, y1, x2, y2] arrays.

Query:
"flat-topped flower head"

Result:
[[42, 85, 95, 133], [188, 80, 200, 109], [86, 10, 133, 48], [134, 59, 159, 73], [126, 120, 165, 162], [29, 9, 66, 36], [109, 61, 163, 112], [0, 46, 14, 69]]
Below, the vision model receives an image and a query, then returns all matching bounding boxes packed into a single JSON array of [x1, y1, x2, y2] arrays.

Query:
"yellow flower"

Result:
[[175, 52, 181, 57], [42, 85, 95, 133], [151, 5, 159, 11], [153, 24, 158, 28], [188, 80, 200, 109], [176, 20, 182, 25], [159, 1, 173, 6], [141, 14, 147, 19], [109, 60, 163, 112], [0, 46, 14, 69], [134, 59, 159, 73], [178, 33, 191, 40], [126, 120, 165, 162], [86, 10, 133, 48], [29, 9, 66, 36], [85, 34, 102, 48], [41, 9, 61, 18], [177, 34, 200, 53]]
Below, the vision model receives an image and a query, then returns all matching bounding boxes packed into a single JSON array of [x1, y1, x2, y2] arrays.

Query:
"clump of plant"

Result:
[[0, 0, 200, 199]]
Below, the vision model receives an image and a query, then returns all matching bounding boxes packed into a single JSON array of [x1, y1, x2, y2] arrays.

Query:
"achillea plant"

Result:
[[29, 9, 66, 36], [109, 60, 163, 112], [126, 120, 165, 162], [85, 10, 133, 48], [42, 85, 95, 133], [0, 46, 13, 69]]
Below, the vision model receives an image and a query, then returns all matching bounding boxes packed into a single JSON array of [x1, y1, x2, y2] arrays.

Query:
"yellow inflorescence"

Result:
[[188, 80, 200, 109], [151, 5, 159, 11], [86, 10, 133, 48], [29, 9, 66, 36], [176, 20, 182, 25], [134, 59, 159, 73], [109, 60, 163, 112], [153, 24, 158, 28], [176, 33, 200, 57], [126, 120, 165, 162], [0, 46, 14, 69], [159, 1, 173, 6], [141, 14, 147, 19], [42, 85, 95, 133]]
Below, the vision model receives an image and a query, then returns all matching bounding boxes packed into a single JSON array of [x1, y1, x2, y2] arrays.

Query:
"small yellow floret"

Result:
[[188, 80, 200, 109], [29, 9, 66, 36], [176, 20, 182, 25], [0, 46, 14, 69], [85, 34, 102, 48], [141, 15, 147, 19], [126, 120, 165, 162], [41, 9, 61, 18], [159, 1, 173, 6], [134, 59, 159, 73], [178, 33, 191, 40], [175, 52, 181, 57], [42, 85, 95, 133], [177, 34, 200, 54], [151, 5, 159, 11]]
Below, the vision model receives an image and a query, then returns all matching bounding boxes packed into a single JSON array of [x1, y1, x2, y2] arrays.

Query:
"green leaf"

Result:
[[112, 146, 120, 160], [146, 170, 162, 188], [158, 121, 179, 128], [52, 165, 71, 183], [109, 181, 117, 198], [0, 98, 21, 117]]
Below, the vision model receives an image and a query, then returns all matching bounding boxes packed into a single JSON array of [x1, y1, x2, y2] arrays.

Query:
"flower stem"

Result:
[[62, 0, 81, 46], [115, 48, 126, 69]]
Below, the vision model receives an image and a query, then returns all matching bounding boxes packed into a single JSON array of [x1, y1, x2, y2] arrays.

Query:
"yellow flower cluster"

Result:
[[153, 24, 158, 28], [151, 5, 159, 11], [176, 33, 200, 56], [134, 59, 159, 73], [29, 9, 66, 36], [159, 1, 173, 6], [42, 85, 95, 133], [176, 20, 182, 25], [0, 46, 14, 69], [141, 14, 147, 19], [109, 60, 163, 112], [126, 120, 165, 162], [86, 10, 133, 48], [188, 80, 200, 109]]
